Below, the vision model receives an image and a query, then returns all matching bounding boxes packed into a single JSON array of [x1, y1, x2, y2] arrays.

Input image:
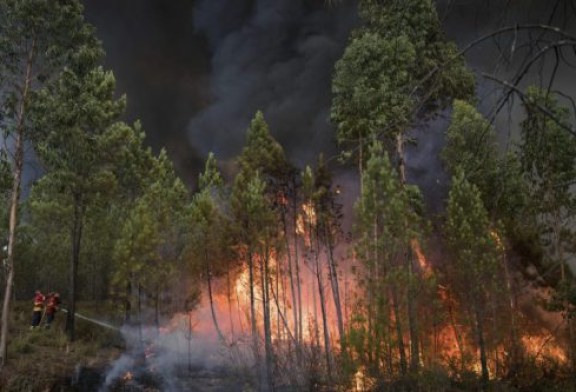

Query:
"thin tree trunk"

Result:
[[315, 231, 332, 379], [0, 38, 35, 368], [554, 214, 575, 371], [396, 132, 420, 372], [282, 207, 298, 346], [312, 273, 321, 351], [188, 310, 193, 372], [137, 282, 143, 345], [391, 287, 407, 375], [292, 194, 303, 346], [407, 257, 420, 372], [247, 247, 261, 382], [261, 245, 274, 391], [125, 279, 132, 324], [270, 273, 296, 344], [444, 289, 466, 372], [154, 289, 160, 333], [66, 194, 84, 342], [226, 267, 235, 337], [358, 135, 364, 194], [475, 305, 489, 389], [206, 244, 226, 343], [325, 225, 344, 349], [501, 250, 520, 375]]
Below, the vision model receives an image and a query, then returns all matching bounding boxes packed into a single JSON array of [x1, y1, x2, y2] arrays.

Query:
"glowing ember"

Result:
[[122, 371, 133, 381]]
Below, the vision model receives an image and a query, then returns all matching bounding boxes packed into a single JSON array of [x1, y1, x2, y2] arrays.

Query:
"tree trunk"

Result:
[[125, 278, 132, 324], [137, 282, 143, 344], [407, 257, 420, 372], [325, 225, 344, 350], [475, 305, 489, 389], [66, 193, 84, 342], [358, 135, 364, 194], [391, 286, 407, 375], [261, 245, 274, 391], [247, 247, 261, 381], [292, 194, 303, 346], [501, 250, 520, 375], [553, 214, 575, 371], [396, 132, 420, 372], [282, 205, 298, 345], [154, 288, 160, 333], [206, 244, 225, 343], [0, 38, 35, 369], [315, 232, 332, 379]]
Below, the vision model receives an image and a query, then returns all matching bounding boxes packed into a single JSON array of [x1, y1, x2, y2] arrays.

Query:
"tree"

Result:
[[332, 2, 474, 373], [0, 0, 99, 365], [112, 150, 188, 333], [443, 99, 526, 373], [445, 170, 502, 388], [230, 111, 287, 391], [312, 156, 345, 351], [231, 171, 276, 391], [331, 0, 474, 183], [28, 61, 129, 341], [188, 153, 228, 342], [519, 87, 576, 368], [302, 164, 333, 378], [353, 141, 427, 377], [443, 100, 526, 224]]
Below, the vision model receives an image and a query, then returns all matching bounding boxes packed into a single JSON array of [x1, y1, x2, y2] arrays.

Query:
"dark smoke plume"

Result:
[[188, 0, 357, 170], [83, 0, 575, 197]]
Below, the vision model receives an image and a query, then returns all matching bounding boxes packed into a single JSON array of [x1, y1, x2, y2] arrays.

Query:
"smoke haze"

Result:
[[83, 0, 575, 198]]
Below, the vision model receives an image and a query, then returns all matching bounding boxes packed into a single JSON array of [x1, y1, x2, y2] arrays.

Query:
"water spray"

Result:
[[61, 309, 119, 331]]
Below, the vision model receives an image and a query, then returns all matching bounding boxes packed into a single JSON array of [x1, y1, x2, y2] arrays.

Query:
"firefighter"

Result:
[[31, 290, 45, 329], [45, 292, 61, 328]]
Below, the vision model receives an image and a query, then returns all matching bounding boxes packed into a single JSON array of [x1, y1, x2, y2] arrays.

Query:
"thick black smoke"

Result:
[[83, 0, 212, 184], [188, 0, 357, 171], [83, 0, 575, 200]]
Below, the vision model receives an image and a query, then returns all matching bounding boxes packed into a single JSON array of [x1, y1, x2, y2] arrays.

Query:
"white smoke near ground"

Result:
[[97, 317, 251, 392]]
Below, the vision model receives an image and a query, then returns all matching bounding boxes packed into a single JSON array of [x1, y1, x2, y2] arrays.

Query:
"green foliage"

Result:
[[232, 111, 288, 249], [518, 87, 576, 295], [199, 152, 224, 190], [188, 153, 228, 277], [0, 0, 101, 136], [112, 150, 189, 298], [520, 87, 576, 221], [332, 0, 474, 161], [332, 33, 416, 144], [446, 169, 501, 296], [239, 111, 288, 179], [443, 100, 527, 223], [351, 140, 429, 375]]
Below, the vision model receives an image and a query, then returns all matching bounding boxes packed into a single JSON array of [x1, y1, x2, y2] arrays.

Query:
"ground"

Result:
[[0, 301, 123, 392]]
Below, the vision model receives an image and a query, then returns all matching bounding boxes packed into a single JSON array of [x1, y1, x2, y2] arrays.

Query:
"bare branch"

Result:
[[482, 73, 576, 137]]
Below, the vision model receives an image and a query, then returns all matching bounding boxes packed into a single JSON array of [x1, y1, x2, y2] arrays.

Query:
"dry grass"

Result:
[[0, 301, 123, 392]]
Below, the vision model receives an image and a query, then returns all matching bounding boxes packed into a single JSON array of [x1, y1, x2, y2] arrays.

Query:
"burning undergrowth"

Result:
[[97, 320, 248, 392]]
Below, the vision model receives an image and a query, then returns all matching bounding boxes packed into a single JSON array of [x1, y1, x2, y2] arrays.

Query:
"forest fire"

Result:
[[182, 214, 571, 389], [521, 334, 567, 363]]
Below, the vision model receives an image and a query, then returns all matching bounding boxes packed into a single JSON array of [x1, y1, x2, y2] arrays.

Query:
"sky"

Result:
[[82, 0, 576, 206]]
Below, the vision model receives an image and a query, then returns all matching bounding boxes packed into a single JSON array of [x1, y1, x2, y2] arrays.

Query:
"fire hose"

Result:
[[60, 308, 119, 331]]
